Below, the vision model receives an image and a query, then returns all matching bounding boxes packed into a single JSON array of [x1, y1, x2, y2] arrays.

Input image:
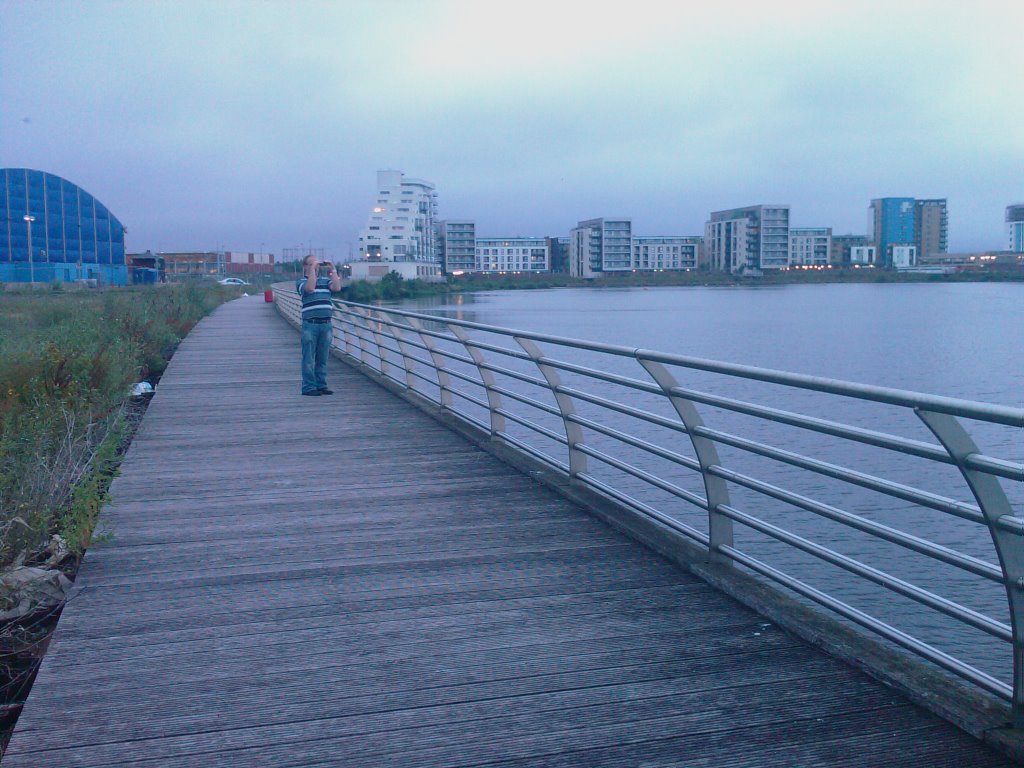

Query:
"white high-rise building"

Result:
[[358, 170, 439, 264]]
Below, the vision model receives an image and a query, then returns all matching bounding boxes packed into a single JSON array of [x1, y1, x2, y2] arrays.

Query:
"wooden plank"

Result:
[[3, 296, 1014, 767]]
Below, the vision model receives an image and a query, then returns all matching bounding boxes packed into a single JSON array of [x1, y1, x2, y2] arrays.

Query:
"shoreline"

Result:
[[340, 267, 1024, 302]]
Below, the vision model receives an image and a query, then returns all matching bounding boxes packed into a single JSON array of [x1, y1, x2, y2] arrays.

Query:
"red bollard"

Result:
[[264, 289, 274, 303]]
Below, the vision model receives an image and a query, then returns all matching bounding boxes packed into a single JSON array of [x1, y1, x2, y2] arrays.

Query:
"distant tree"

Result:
[[380, 270, 405, 300], [343, 280, 378, 303]]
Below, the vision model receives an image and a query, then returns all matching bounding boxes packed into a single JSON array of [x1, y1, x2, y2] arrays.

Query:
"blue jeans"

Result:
[[301, 320, 332, 393]]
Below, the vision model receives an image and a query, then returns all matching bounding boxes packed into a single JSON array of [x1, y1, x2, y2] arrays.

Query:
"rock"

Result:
[[0, 567, 71, 622]]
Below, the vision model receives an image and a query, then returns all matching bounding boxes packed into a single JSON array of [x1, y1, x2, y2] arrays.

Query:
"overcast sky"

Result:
[[2, 0, 1021, 257]]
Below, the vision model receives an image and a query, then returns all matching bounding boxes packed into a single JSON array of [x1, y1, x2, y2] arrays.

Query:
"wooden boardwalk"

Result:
[[4, 296, 1016, 767]]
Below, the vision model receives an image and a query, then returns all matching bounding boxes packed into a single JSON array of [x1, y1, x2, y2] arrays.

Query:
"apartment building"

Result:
[[476, 237, 549, 273], [569, 218, 632, 277], [831, 234, 872, 266], [437, 220, 476, 273], [704, 205, 790, 273], [870, 197, 947, 265], [789, 228, 832, 266], [357, 170, 438, 263], [631, 236, 700, 270]]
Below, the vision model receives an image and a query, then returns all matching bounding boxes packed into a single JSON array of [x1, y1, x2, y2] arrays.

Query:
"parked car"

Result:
[[218, 277, 251, 286]]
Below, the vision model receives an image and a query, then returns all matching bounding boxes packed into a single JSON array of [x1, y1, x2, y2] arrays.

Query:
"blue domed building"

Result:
[[1, 168, 127, 285]]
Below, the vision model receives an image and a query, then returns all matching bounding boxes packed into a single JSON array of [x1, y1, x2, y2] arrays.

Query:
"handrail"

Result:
[[273, 288, 1024, 725]]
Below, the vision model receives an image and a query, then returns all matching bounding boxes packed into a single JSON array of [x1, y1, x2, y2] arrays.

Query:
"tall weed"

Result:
[[0, 284, 230, 567]]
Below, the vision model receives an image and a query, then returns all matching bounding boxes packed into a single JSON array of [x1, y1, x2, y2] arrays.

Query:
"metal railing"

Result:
[[275, 289, 1024, 724]]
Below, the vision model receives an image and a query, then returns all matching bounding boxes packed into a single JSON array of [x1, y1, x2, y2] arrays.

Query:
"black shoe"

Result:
[[318, 388, 334, 395], [302, 390, 322, 396]]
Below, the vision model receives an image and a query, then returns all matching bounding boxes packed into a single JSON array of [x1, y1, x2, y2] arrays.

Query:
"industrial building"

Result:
[[1, 168, 127, 285]]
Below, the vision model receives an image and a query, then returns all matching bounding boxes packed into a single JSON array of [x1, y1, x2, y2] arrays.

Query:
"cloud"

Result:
[[1, 0, 1021, 253]]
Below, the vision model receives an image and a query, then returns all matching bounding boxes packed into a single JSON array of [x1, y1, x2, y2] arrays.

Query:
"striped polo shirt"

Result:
[[296, 276, 334, 320]]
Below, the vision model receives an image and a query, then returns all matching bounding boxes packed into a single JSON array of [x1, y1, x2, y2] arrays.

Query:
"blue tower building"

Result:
[[1, 168, 127, 285], [870, 197, 916, 266]]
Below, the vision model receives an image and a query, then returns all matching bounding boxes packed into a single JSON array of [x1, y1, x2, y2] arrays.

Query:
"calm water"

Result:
[[395, 283, 1023, 684]]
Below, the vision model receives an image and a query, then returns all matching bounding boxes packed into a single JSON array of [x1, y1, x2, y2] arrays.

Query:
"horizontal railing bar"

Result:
[[667, 384, 955, 466], [412, 342, 478, 370], [996, 516, 1024, 536], [403, 367, 440, 390], [708, 465, 1003, 583], [576, 444, 709, 511], [557, 385, 693, 436], [358, 348, 383, 365], [449, 386, 490, 412], [340, 301, 1024, 427], [449, 408, 490, 435], [499, 433, 570, 474], [479, 361, 551, 391], [695, 426, 986, 524], [719, 504, 1012, 641], [566, 413, 702, 473], [525, 355, 665, 397], [577, 473, 710, 547], [640, 352, 1024, 428], [966, 454, 1024, 482], [719, 545, 1013, 701], [442, 365, 486, 390], [495, 409, 569, 446], [462, 336, 536, 364], [491, 385, 563, 418]]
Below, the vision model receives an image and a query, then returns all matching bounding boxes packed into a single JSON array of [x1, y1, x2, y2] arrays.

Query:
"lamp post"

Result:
[[23, 214, 36, 284]]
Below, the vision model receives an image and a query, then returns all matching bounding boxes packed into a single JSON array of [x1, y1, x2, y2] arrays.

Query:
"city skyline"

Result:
[[2, 1, 1021, 257]]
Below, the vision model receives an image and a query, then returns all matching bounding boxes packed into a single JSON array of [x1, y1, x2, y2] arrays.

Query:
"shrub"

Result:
[[0, 284, 229, 567]]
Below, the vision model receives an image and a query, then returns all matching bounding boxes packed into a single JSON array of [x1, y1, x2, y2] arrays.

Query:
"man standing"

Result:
[[297, 254, 342, 396]]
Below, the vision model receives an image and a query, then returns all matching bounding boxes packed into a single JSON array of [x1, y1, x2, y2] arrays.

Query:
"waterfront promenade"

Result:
[[4, 295, 1016, 766]]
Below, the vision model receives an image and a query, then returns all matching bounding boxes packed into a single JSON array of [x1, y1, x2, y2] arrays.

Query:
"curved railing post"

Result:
[[406, 316, 452, 409], [347, 306, 374, 367], [638, 357, 734, 564], [449, 324, 505, 437], [515, 337, 587, 479], [335, 303, 359, 359], [364, 309, 392, 377], [917, 408, 1024, 726], [381, 311, 417, 391]]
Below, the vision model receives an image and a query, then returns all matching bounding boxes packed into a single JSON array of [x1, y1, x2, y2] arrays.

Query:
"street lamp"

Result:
[[23, 214, 35, 284]]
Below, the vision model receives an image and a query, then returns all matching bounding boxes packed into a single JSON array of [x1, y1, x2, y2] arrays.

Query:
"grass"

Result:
[[0, 283, 234, 567]]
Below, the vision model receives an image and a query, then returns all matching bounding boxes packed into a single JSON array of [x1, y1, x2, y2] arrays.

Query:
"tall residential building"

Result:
[[437, 220, 476, 273], [915, 199, 948, 259], [1007, 204, 1024, 252], [704, 205, 790, 273], [789, 228, 832, 266], [569, 218, 632, 277], [631, 236, 701, 271], [357, 170, 438, 263], [870, 197, 915, 265], [476, 237, 549, 272], [831, 234, 872, 266], [870, 197, 947, 265]]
